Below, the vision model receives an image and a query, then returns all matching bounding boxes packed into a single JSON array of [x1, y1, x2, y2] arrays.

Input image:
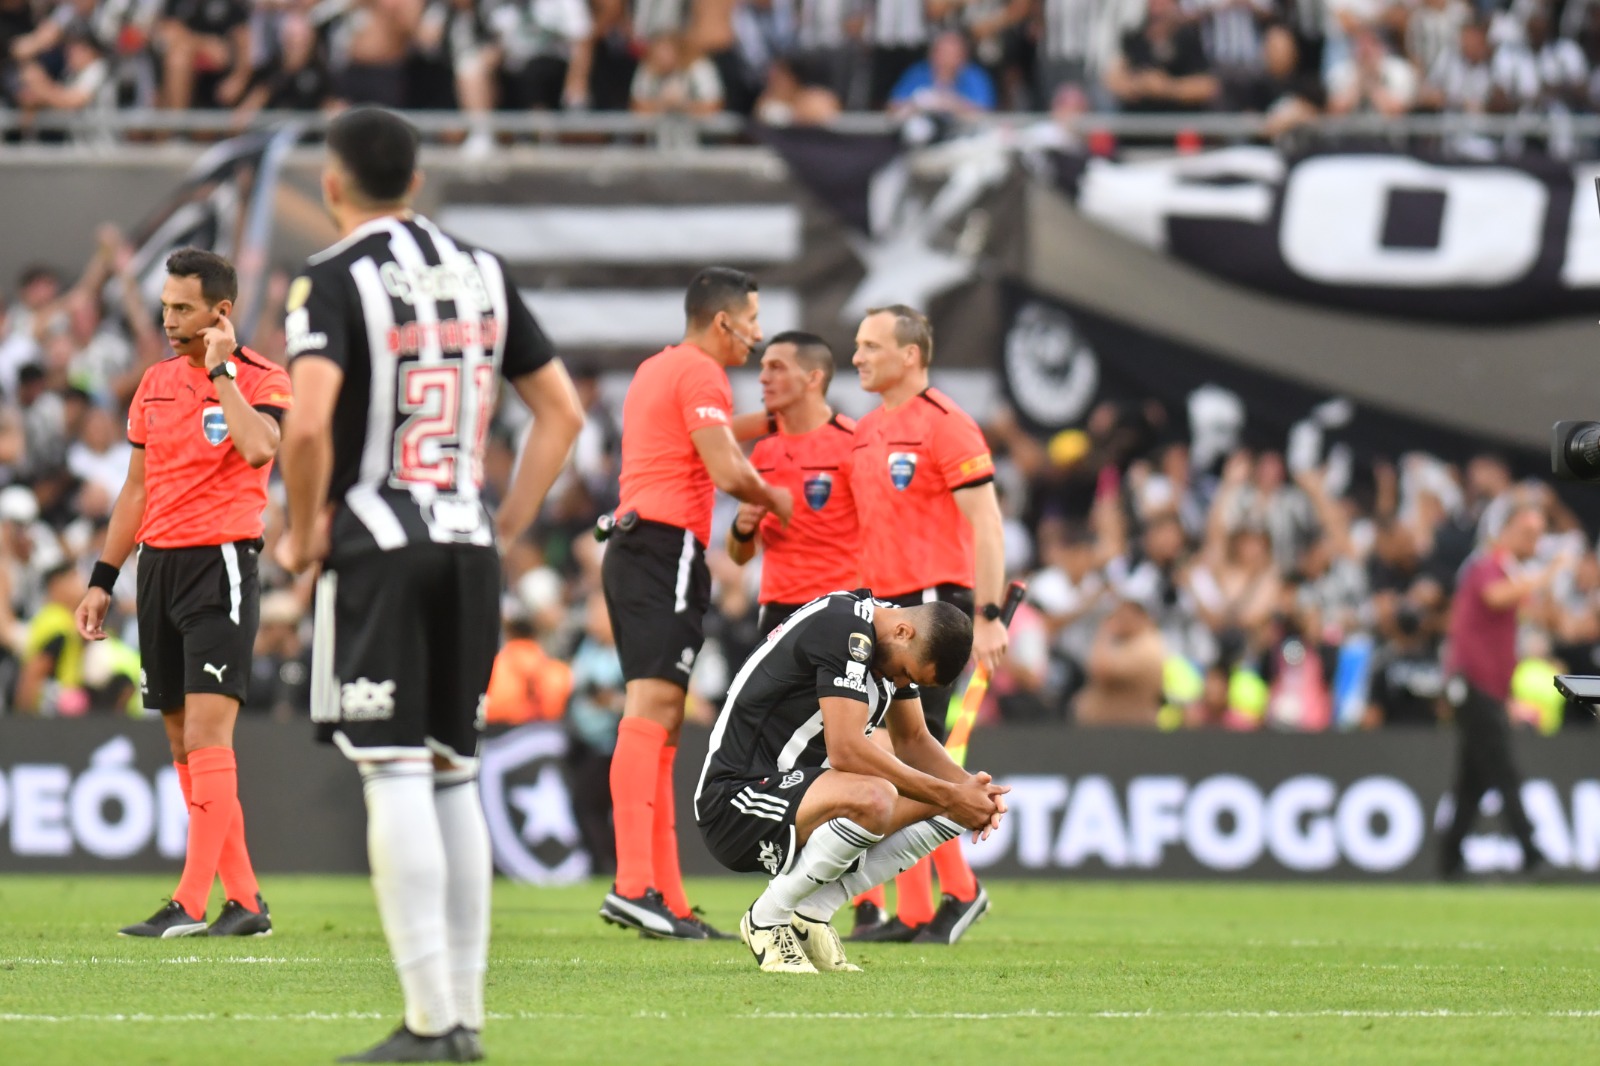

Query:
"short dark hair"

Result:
[[328, 106, 420, 204], [913, 601, 974, 688], [864, 304, 934, 366], [165, 248, 237, 306], [684, 267, 758, 331], [767, 330, 835, 392], [19, 264, 58, 289]]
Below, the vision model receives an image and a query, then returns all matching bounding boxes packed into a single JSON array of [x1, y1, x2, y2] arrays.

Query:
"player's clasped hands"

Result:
[[948, 770, 1011, 844]]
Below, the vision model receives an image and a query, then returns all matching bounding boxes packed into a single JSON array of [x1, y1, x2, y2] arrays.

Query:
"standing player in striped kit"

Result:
[[848, 304, 1010, 945], [276, 107, 583, 1063], [78, 249, 290, 941]]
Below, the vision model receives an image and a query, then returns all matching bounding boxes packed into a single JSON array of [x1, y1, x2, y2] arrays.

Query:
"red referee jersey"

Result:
[[750, 413, 859, 605], [852, 387, 994, 598], [127, 348, 292, 548], [615, 344, 732, 547]]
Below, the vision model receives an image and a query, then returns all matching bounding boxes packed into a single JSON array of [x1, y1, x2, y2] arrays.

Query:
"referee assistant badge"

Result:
[[888, 451, 918, 491], [804, 471, 833, 511], [201, 406, 229, 446]]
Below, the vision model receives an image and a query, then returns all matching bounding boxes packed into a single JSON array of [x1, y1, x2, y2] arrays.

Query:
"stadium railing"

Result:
[[2, 106, 1596, 154]]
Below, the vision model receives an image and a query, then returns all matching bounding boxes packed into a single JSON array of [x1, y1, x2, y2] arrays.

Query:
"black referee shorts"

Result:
[[883, 584, 975, 742], [311, 542, 500, 766], [757, 601, 808, 637], [136, 540, 262, 711], [601, 518, 711, 687]]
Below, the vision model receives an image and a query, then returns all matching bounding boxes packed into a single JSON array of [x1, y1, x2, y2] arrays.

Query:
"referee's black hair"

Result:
[[913, 601, 974, 688], [767, 330, 835, 392], [166, 248, 237, 306], [328, 107, 420, 204], [684, 267, 758, 331]]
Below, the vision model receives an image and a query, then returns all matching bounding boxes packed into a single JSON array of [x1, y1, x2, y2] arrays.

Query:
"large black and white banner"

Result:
[[1070, 147, 1600, 322], [995, 281, 1590, 516], [4, 720, 1599, 882]]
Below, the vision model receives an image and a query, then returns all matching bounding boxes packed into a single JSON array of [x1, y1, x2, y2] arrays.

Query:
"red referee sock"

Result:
[[894, 856, 936, 927], [652, 745, 692, 918], [173, 747, 242, 920], [853, 885, 887, 909], [610, 717, 666, 899], [175, 761, 261, 913], [931, 838, 977, 903]]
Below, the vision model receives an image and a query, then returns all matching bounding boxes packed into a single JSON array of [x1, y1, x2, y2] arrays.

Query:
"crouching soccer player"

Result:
[[694, 590, 1008, 973]]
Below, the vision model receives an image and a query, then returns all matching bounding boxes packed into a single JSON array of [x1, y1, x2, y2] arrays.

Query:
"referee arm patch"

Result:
[[253, 405, 286, 423]]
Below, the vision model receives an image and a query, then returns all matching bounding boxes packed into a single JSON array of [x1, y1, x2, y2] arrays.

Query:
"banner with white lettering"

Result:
[[1069, 147, 1600, 322], [7, 721, 1598, 881]]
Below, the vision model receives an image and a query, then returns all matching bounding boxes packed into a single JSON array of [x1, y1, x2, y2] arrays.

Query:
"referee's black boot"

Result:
[[207, 893, 272, 937], [336, 1023, 477, 1063], [847, 900, 886, 939], [848, 916, 922, 943], [911, 883, 991, 945], [118, 899, 207, 939], [599, 885, 680, 938]]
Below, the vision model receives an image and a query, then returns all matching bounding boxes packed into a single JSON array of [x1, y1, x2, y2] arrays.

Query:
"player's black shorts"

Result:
[[311, 543, 500, 765], [601, 517, 711, 686], [695, 767, 828, 875], [136, 540, 262, 711], [884, 584, 975, 742]]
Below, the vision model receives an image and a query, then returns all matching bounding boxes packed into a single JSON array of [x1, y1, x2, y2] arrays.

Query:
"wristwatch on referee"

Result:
[[208, 360, 237, 384], [980, 602, 1004, 622]]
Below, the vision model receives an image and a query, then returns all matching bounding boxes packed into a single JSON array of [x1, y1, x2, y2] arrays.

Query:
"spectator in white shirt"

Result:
[[1327, 25, 1416, 115], [630, 32, 725, 113]]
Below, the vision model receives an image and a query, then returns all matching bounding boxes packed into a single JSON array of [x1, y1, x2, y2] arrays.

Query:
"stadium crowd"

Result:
[[0, 224, 1593, 751], [3, 0, 1600, 143]]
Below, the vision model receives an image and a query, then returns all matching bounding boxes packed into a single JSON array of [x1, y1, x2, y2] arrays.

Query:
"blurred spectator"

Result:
[[754, 54, 843, 123], [1103, 0, 1220, 112], [1420, 18, 1498, 114], [888, 28, 996, 115], [630, 32, 725, 114], [232, 11, 332, 120], [868, 0, 934, 108], [1073, 596, 1165, 727], [1365, 596, 1444, 727], [1326, 26, 1416, 116], [490, 0, 594, 112], [243, 589, 310, 717], [16, 560, 87, 714], [565, 590, 623, 876], [13, 27, 112, 132], [66, 403, 129, 504], [326, 0, 422, 108], [485, 567, 574, 725], [157, 0, 252, 110]]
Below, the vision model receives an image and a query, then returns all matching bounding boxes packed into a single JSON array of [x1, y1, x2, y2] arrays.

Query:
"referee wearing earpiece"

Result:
[[76, 248, 292, 940]]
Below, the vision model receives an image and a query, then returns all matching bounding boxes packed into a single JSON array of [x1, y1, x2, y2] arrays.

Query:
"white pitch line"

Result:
[[1, 957, 323, 966], [5, 1009, 1600, 1024]]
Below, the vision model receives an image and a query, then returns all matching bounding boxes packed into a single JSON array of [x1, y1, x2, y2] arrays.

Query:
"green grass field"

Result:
[[1, 876, 1597, 1065]]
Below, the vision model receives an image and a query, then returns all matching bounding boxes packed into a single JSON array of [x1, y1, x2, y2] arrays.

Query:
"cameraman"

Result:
[[1439, 504, 1549, 878]]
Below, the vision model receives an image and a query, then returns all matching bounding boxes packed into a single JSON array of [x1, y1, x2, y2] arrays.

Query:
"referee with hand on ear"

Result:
[[77, 248, 292, 939]]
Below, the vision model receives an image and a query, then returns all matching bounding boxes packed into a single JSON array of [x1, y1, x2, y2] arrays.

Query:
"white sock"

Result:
[[794, 816, 963, 923], [434, 768, 491, 1033], [361, 761, 457, 1037], [749, 818, 883, 928]]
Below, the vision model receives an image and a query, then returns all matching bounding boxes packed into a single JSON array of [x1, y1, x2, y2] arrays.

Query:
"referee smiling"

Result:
[[76, 248, 291, 939]]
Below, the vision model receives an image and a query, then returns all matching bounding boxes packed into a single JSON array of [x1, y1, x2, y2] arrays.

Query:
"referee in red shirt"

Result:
[[848, 304, 1008, 945], [1439, 503, 1549, 878], [725, 331, 857, 633], [76, 249, 291, 938], [599, 267, 794, 940]]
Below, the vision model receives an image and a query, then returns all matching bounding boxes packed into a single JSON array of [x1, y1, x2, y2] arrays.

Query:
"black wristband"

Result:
[[730, 524, 756, 543], [89, 560, 119, 593]]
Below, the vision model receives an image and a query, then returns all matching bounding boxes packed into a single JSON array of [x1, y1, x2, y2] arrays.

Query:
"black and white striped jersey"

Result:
[[289, 213, 555, 556], [694, 590, 919, 807]]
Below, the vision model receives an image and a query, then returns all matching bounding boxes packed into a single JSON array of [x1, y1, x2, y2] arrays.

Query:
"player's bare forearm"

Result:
[[829, 732, 955, 809], [216, 380, 280, 468], [499, 362, 585, 543]]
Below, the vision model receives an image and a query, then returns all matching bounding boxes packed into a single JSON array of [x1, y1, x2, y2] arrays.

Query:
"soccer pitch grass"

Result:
[[1, 877, 1597, 1065]]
